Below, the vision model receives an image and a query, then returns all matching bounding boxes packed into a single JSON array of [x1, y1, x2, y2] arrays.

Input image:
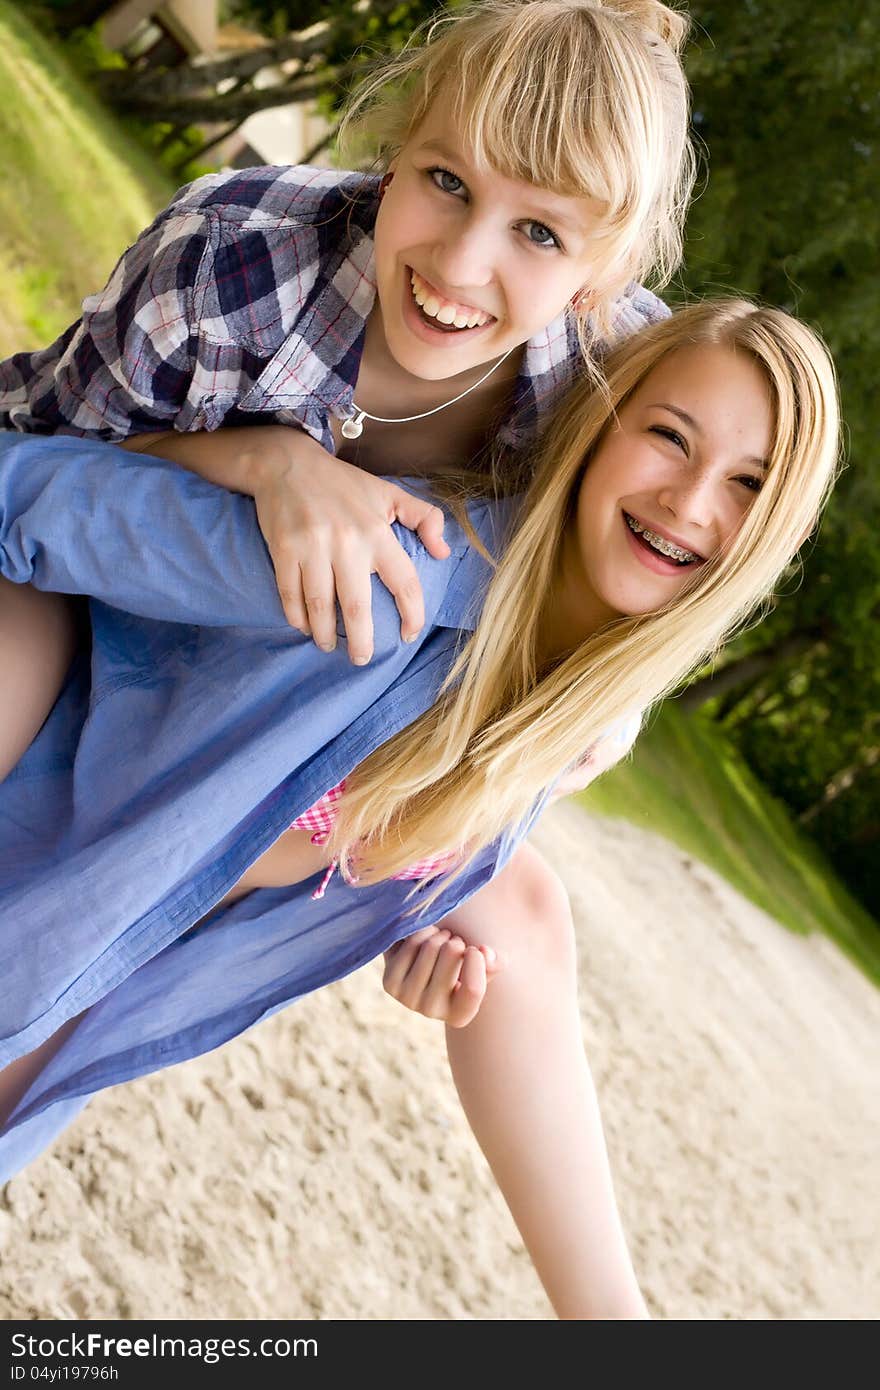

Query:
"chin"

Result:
[[388, 336, 486, 382], [600, 589, 663, 622]]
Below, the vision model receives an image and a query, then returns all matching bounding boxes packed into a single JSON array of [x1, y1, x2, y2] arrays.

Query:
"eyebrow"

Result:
[[415, 139, 588, 237], [649, 402, 769, 471]]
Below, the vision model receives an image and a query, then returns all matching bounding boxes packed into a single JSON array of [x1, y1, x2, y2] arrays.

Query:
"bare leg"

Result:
[[0, 1014, 85, 1130], [437, 842, 648, 1320], [0, 578, 77, 781]]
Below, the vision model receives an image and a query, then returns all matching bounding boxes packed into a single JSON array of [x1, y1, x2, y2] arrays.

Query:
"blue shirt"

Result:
[[0, 433, 544, 1176], [0, 432, 641, 1179]]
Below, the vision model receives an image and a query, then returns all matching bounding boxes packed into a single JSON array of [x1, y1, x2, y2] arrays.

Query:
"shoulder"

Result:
[[589, 710, 644, 777], [604, 709, 644, 755], [160, 164, 380, 236], [120, 164, 379, 287], [610, 282, 670, 337], [94, 165, 380, 353]]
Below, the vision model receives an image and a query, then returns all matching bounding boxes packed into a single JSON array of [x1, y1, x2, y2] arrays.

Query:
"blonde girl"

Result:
[[0, 0, 696, 1205], [0, 300, 840, 1317]]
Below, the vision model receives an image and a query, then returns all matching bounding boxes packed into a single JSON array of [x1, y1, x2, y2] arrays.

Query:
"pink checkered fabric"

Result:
[[290, 779, 463, 900]]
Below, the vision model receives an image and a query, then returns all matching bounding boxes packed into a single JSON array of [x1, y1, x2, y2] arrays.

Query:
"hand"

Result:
[[248, 430, 450, 663], [382, 927, 502, 1028]]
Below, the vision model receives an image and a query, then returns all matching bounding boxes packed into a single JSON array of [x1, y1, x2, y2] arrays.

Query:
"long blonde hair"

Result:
[[339, 0, 696, 338], [329, 300, 840, 907]]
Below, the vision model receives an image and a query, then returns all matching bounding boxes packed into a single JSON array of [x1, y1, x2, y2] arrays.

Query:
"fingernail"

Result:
[[484, 946, 496, 963], [319, 642, 336, 653], [403, 631, 420, 644], [351, 654, 371, 666]]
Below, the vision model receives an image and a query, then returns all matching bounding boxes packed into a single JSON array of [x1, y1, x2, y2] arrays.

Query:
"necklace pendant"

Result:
[[341, 409, 365, 440]]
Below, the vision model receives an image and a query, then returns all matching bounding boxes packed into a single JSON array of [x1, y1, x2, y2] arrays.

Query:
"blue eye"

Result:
[[430, 166, 466, 196], [738, 475, 763, 493], [522, 220, 561, 249]]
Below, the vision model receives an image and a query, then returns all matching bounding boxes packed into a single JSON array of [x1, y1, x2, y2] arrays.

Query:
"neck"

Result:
[[536, 525, 620, 668]]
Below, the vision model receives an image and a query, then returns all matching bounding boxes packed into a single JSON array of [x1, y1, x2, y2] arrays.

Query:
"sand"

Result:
[[1, 802, 878, 1320]]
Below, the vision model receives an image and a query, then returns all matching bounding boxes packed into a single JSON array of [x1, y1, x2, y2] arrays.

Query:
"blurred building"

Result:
[[101, 0, 217, 64], [98, 1, 331, 167]]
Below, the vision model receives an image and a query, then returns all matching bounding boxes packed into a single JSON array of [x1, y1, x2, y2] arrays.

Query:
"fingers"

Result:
[[480, 944, 501, 980], [383, 928, 455, 1006], [334, 561, 375, 667], [382, 926, 439, 993], [391, 492, 450, 561], [373, 539, 425, 645], [297, 555, 339, 653], [382, 929, 500, 1026], [280, 528, 419, 660], [445, 947, 489, 1029], [271, 552, 310, 635], [302, 529, 424, 663], [253, 457, 451, 663]]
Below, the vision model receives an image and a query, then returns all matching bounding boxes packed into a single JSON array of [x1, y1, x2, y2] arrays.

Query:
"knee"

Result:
[[441, 843, 576, 976], [501, 845, 576, 972]]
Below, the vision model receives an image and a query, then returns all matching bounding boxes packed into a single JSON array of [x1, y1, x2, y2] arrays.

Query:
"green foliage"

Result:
[[0, 0, 172, 353], [52, 12, 127, 73], [678, 2, 880, 919], [227, 3, 339, 41]]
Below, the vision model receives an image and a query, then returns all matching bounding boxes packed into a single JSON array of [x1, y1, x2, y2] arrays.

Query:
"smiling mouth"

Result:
[[624, 512, 704, 566], [409, 269, 495, 334]]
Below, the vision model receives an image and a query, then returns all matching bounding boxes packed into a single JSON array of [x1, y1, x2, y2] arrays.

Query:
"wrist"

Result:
[[246, 429, 313, 497]]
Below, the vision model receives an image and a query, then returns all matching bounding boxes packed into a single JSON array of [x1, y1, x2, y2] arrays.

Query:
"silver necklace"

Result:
[[340, 347, 516, 439]]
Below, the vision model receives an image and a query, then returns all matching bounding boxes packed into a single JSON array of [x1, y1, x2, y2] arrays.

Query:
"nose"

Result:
[[657, 469, 717, 530], [430, 213, 496, 291]]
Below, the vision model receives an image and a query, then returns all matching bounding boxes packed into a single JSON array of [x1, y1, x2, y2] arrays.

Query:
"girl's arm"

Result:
[[0, 432, 289, 629], [120, 425, 449, 664], [0, 432, 469, 635]]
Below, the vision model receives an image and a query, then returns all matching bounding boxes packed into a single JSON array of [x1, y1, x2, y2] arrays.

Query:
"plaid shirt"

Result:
[[0, 164, 667, 450]]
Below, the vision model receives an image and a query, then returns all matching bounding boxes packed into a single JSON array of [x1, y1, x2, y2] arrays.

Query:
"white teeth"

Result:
[[626, 514, 699, 563], [410, 270, 489, 329]]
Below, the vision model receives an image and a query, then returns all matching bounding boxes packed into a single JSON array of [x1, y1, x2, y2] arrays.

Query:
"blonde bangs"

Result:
[[340, 1, 695, 310]]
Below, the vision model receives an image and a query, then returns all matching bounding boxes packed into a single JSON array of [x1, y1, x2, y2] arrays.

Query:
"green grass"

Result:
[[580, 702, 880, 985], [0, 1, 172, 352]]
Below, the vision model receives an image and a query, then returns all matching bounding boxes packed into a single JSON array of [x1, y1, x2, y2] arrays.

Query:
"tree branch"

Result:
[[173, 118, 249, 173], [798, 745, 880, 826], [677, 629, 821, 713], [110, 63, 367, 125], [98, 29, 334, 104]]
